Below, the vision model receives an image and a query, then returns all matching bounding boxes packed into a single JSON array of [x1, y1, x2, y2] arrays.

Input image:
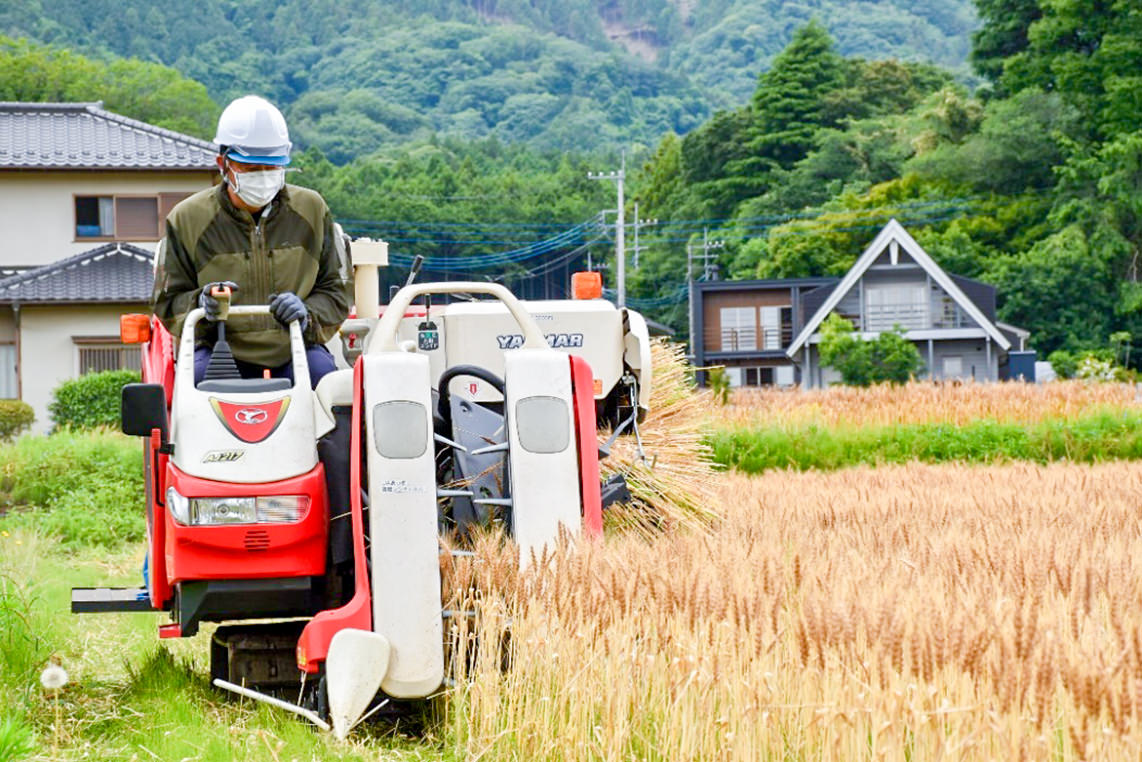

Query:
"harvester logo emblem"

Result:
[[497, 332, 584, 350], [235, 408, 268, 425], [209, 397, 291, 444]]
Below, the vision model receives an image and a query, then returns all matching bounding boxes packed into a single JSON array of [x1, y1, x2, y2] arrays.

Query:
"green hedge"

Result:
[[707, 411, 1142, 473], [0, 400, 33, 441], [48, 369, 140, 430]]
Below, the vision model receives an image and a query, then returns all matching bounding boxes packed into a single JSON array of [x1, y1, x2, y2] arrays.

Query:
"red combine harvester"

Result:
[[72, 272, 608, 738]]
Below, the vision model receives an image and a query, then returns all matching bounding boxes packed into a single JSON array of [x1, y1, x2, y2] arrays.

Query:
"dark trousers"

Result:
[[194, 345, 337, 389]]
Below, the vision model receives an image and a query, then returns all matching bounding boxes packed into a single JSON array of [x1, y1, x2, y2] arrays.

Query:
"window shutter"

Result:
[[114, 197, 160, 240], [159, 192, 192, 223]]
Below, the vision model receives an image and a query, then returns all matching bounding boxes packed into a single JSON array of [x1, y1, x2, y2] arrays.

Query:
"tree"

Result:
[[996, 1, 1142, 140], [985, 226, 1119, 354], [818, 313, 925, 386], [970, 0, 1042, 85], [906, 89, 1081, 195], [677, 108, 759, 218], [1052, 131, 1142, 318], [0, 35, 218, 136], [744, 20, 846, 170]]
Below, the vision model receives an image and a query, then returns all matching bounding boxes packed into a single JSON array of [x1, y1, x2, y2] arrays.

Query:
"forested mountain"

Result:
[[1, 0, 975, 158], [10, 0, 1134, 367], [628, 2, 1142, 363]]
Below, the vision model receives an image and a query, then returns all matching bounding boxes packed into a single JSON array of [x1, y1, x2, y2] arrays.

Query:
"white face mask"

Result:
[[227, 166, 285, 209]]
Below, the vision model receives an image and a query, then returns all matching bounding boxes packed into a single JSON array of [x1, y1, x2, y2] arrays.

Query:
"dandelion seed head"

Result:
[[40, 664, 68, 690]]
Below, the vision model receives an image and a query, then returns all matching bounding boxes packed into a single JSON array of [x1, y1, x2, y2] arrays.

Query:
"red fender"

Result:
[[295, 356, 372, 673], [569, 355, 603, 537]]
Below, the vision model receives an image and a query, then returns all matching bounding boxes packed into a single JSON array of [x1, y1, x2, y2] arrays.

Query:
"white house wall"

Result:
[[928, 339, 996, 382], [18, 303, 142, 433], [0, 171, 213, 268], [805, 338, 997, 388]]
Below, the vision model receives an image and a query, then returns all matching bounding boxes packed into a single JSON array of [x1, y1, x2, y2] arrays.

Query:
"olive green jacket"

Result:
[[153, 183, 353, 368]]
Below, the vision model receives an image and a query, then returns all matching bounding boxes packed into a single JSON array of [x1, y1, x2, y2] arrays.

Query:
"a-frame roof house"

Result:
[[787, 218, 1011, 358]]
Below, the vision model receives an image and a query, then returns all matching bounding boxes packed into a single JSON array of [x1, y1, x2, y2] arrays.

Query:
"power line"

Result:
[[383, 218, 606, 270], [334, 190, 1049, 238], [347, 203, 988, 285]]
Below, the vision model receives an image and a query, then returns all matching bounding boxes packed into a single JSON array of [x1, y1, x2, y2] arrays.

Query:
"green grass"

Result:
[[0, 714, 35, 762], [707, 410, 1142, 473], [0, 429, 145, 548], [0, 432, 441, 760], [0, 526, 440, 761]]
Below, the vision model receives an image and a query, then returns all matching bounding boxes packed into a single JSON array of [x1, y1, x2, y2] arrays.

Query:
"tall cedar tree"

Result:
[[688, 20, 847, 217], [970, 0, 1042, 85], [746, 20, 846, 170]]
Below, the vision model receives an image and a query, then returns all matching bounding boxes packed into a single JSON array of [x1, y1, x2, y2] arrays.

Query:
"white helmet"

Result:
[[214, 95, 292, 166]]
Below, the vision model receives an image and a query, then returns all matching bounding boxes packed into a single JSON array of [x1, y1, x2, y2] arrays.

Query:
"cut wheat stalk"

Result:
[[598, 339, 720, 536]]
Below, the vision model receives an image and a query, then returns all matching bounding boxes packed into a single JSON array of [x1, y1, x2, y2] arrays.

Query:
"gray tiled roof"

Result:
[[0, 243, 154, 303], [0, 102, 217, 170]]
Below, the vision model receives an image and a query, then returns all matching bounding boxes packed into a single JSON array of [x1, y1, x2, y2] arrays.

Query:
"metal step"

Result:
[[71, 587, 152, 613]]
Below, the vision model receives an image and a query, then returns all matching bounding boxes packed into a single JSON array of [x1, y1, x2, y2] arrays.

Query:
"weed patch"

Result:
[[0, 714, 35, 762], [0, 431, 143, 548], [0, 574, 54, 691], [708, 410, 1142, 473]]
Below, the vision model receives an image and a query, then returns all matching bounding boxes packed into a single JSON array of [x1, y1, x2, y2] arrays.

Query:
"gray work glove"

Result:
[[198, 281, 238, 322], [269, 291, 309, 331]]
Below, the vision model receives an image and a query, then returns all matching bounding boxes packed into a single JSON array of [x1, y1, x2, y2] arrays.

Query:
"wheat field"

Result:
[[714, 381, 1140, 428], [442, 461, 1142, 761]]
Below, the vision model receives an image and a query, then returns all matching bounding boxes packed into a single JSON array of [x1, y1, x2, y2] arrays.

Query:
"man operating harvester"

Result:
[[153, 95, 351, 387]]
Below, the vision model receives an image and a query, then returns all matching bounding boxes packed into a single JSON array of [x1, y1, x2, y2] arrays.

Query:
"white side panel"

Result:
[[504, 349, 581, 569], [363, 352, 443, 698], [623, 308, 652, 413], [441, 300, 624, 403]]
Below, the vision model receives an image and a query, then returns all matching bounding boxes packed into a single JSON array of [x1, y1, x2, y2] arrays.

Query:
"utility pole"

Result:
[[687, 239, 695, 360], [588, 152, 626, 306], [630, 201, 658, 270], [697, 227, 724, 280], [686, 227, 725, 361]]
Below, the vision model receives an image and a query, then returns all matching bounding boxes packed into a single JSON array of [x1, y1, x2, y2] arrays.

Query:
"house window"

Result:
[[0, 345, 15, 398], [760, 307, 784, 350], [865, 284, 927, 331], [75, 340, 142, 375], [775, 365, 795, 387], [720, 307, 757, 351], [75, 196, 116, 238], [743, 367, 775, 386], [943, 356, 964, 379], [74, 193, 189, 241]]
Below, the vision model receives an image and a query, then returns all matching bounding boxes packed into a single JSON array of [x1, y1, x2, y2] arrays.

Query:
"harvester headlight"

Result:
[[166, 489, 310, 526], [191, 497, 257, 525]]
